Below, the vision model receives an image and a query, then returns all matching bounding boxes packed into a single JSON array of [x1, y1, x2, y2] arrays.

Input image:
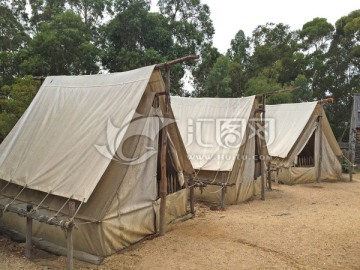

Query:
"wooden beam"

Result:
[[0, 203, 74, 229], [155, 55, 199, 69], [256, 86, 300, 98]]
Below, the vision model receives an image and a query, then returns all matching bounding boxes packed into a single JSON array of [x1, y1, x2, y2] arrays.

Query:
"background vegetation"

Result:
[[1, 0, 359, 142]]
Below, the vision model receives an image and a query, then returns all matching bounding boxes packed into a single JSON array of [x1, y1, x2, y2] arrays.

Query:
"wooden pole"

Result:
[[349, 152, 353, 182], [267, 161, 272, 190], [189, 175, 195, 215], [261, 95, 266, 200], [156, 55, 199, 235], [159, 65, 170, 236], [317, 114, 323, 183], [25, 204, 33, 259], [67, 201, 76, 270], [220, 186, 226, 209]]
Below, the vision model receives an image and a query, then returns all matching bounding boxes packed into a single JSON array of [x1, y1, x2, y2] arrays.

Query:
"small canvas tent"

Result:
[[265, 101, 342, 184], [171, 96, 265, 205], [0, 65, 193, 259]]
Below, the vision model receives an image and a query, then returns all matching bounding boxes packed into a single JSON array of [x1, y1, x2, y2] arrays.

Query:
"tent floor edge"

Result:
[[0, 227, 104, 265]]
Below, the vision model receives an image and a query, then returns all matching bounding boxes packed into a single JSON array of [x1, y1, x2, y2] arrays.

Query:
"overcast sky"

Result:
[[152, 0, 360, 54]]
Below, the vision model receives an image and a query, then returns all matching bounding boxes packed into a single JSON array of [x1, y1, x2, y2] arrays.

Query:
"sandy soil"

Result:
[[1, 174, 359, 270]]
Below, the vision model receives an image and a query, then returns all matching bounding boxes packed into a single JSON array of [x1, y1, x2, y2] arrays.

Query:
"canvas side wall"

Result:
[[274, 114, 342, 184]]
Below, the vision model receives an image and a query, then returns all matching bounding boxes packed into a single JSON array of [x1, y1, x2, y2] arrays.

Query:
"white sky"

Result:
[[152, 0, 360, 54]]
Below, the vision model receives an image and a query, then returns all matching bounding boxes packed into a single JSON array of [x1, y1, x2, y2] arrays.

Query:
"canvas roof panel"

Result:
[[0, 65, 156, 202], [265, 101, 318, 158], [171, 96, 256, 171]]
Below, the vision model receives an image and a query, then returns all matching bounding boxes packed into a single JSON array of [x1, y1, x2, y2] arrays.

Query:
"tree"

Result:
[[227, 30, 250, 65], [244, 65, 292, 104], [249, 23, 301, 85], [300, 17, 334, 52], [192, 43, 220, 96], [158, 0, 215, 95], [0, 5, 30, 86], [102, 2, 169, 72], [20, 11, 99, 76], [203, 55, 232, 97], [325, 10, 360, 138], [0, 76, 40, 142]]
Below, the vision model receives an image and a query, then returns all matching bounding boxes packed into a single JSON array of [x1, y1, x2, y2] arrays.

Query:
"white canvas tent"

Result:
[[171, 96, 265, 205], [265, 101, 342, 184], [0, 65, 193, 259]]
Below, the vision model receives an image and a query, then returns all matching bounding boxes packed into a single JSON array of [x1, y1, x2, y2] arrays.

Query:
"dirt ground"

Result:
[[0, 174, 359, 270]]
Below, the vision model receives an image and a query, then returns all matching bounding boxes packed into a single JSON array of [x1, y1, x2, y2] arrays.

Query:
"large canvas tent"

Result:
[[0, 65, 193, 259], [265, 101, 342, 184], [171, 96, 265, 205]]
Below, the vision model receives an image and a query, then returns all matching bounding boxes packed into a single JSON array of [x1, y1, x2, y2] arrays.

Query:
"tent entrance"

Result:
[[156, 130, 184, 196], [296, 131, 315, 167]]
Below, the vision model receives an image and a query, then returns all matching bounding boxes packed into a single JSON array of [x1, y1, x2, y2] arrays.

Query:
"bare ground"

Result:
[[1, 174, 359, 270]]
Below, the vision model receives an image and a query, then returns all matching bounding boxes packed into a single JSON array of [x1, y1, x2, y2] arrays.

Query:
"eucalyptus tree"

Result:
[[102, 0, 215, 96], [299, 17, 335, 100], [326, 10, 360, 137], [249, 23, 301, 84], [20, 11, 99, 76], [157, 0, 215, 95], [0, 5, 30, 86]]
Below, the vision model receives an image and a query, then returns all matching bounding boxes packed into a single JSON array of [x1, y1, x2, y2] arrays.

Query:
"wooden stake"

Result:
[[220, 186, 226, 209], [189, 175, 195, 215], [267, 161, 272, 190], [67, 201, 76, 270], [25, 204, 33, 259], [349, 152, 353, 182]]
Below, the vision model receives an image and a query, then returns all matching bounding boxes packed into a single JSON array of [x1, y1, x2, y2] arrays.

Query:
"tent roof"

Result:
[[0, 65, 157, 202], [265, 102, 317, 158], [171, 96, 256, 171]]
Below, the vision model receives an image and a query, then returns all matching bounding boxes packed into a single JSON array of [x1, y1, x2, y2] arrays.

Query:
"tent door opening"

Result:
[[296, 131, 315, 167], [156, 129, 184, 197]]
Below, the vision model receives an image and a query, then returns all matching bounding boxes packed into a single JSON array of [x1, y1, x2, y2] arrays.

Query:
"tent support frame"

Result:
[[155, 55, 199, 236], [317, 114, 323, 183]]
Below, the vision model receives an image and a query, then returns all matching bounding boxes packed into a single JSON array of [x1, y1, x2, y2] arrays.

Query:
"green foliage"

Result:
[[227, 30, 249, 65], [0, 5, 30, 86], [300, 17, 334, 51], [203, 55, 232, 97], [0, 76, 40, 142], [20, 11, 99, 75]]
